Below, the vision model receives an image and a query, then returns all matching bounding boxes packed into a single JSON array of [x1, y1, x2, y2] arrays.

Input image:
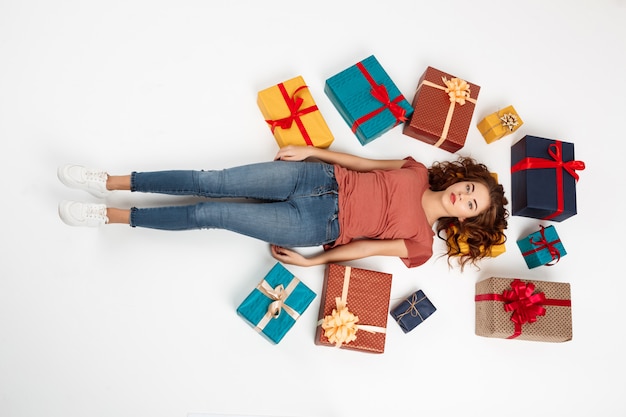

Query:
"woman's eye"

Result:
[[468, 201, 474, 210], [466, 184, 471, 192]]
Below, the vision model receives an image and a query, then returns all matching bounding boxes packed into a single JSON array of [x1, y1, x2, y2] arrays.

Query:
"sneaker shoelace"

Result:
[[84, 170, 107, 184], [85, 204, 108, 221]]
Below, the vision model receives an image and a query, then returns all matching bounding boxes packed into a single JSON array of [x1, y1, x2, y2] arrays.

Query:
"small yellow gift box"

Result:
[[258, 75, 334, 148], [476, 105, 523, 143], [447, 224, 506, 258]]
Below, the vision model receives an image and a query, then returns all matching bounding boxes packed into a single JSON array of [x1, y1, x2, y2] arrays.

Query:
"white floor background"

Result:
[[1, 1, 624, 416]]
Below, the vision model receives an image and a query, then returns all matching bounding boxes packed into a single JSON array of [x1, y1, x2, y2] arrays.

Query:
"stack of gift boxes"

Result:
[[238, 54, 584, 350]]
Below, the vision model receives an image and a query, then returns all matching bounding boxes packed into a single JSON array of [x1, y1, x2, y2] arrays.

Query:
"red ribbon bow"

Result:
[[475, 279, 571, 339], [511, 140, 585, 220], [522, 225, 562, 265], [351, 62, 407, 134], [265, 84, 318, 146], [501, 280, 547, 337]]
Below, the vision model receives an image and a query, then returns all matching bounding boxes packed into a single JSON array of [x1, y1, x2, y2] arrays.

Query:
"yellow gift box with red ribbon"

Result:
[[476, 105, 523, 143], [258, 75, 334, 148], [475, 277, 572, 342]]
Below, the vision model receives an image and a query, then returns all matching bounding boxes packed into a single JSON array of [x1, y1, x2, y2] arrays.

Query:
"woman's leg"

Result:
[[62, 161, 340, 245], [107, 175, 131, 191], [130, 161, 335, 200], [107, 208, 130, 224], [128, 192, 339, 246], [128, 162, 340, 246]]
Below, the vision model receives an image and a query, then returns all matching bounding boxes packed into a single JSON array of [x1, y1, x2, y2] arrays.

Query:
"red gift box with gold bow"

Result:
[[315, 264, 392, 353], [475, 277, 572, 343], [403, 66, 480, 153]]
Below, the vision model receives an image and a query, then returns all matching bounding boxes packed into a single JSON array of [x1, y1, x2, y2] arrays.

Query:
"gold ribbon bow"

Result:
[[321, 297, 359, 347], [254, 278, 300, 332], [319, 266, 386, 347], [443, 77, 471, 105], [499, 112, 519, 131]]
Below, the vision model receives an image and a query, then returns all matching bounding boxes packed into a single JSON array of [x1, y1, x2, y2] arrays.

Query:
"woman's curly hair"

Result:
[[428, 156, 509, 270]]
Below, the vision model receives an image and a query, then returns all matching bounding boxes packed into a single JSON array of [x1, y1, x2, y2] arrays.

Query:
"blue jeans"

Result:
[[129, 161, 340, 247]]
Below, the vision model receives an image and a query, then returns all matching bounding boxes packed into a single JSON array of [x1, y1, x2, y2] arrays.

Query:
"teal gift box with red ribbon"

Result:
[[475, 277, 572, 343], [237, 263, 316, 344], [324, 55, 413, 145], [511, 135, 585, 222], [517, 225, 567, 269]]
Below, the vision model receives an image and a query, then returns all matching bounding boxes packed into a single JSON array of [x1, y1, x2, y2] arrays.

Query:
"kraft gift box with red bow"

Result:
[[516, 225, 567, 269], [237, 262, 316, 344], [324, 55, 413, 145], [315, 263, 392, 353], [475, 277, 572, 343], [511, 135, 585, 222], [402, 66, 480, 153], [258, 75, 334, 148]]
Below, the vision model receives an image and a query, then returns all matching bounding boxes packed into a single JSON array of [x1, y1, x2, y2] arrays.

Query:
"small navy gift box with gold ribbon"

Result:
[[516, 225, 567, 269], [390, 290, 436, 333]]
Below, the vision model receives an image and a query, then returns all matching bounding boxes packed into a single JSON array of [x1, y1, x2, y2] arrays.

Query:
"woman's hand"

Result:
[[270, 245, 312, 266], [274, 145, 317, 162]]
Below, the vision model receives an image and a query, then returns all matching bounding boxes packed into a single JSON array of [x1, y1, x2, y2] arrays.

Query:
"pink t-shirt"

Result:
[[329, 157, 434, 268]]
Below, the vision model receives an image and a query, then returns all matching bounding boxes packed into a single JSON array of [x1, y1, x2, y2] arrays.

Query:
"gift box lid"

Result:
[[324, 55, 413, 145], [511, 135, 585, 222], [237, 262, 316, 344]]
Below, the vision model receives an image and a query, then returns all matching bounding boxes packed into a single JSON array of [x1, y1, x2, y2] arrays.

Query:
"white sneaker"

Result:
[[57, 165, 109, 198], [58, 200, 109, 227]]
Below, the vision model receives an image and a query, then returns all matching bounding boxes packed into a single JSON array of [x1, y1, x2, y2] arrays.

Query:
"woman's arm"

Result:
[[270, 239, 409, 267], [275, 145, 406, 172]]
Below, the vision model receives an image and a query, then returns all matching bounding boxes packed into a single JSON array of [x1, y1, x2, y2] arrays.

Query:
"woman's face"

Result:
[[443, 181, 490, 221]]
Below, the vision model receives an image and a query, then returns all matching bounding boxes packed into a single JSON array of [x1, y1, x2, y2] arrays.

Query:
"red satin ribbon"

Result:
[[510, 140, 585, 220], [522, 225, 562, 265], [265, 84, 318, 146], [350, 61, 407, 134], [475, 279, 571, 339]]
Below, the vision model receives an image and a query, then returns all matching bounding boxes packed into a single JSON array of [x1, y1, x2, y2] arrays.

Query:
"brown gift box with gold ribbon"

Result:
[[403, 66, 480, 153], [475, 277, 572, 343], [315, 264, 392, 353]]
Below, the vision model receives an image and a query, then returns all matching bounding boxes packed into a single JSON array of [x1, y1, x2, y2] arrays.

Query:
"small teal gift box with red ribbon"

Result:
[[511, 135, 585, 222], [237, 263, 316, 344], [516, 225, 566, 269], [475, 277, 572, 343], [324, 55, 413, 145]]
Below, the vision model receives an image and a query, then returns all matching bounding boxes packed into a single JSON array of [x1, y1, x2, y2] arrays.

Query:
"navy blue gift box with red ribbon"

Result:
[[511, 135, 585, 222]]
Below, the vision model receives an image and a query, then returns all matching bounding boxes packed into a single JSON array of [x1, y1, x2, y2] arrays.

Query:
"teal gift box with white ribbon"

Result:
[[237, 263, 316, 344]]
